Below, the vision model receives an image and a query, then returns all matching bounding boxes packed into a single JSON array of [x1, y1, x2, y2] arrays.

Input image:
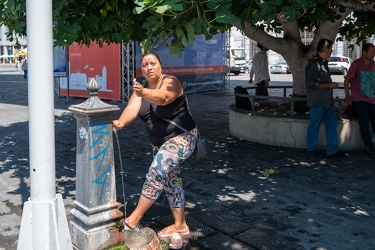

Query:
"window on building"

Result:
[[7, 46, 13, 56]]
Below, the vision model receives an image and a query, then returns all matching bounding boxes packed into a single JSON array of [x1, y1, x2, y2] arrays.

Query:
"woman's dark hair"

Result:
[[317, 38, 333, 52], [140, 51, 161, 65]]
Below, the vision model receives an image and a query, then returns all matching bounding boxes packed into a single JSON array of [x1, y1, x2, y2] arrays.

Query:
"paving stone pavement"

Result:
[[0, 69, 375, 250]]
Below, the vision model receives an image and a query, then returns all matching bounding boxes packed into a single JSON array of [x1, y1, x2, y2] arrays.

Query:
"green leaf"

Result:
[[155, 5, 170, 14], [169, 38, 184, 57], [155, 0, 183, 13], [168, 0, 184, 11], [185, 23, 195, 45], [175, 26, 188, 47], [195, 16, 207, 34], [175, 26, 184, 39], [100, 8, 108, 17], [215, 10, 240, 24], [87, 15, 100, 30], [261, 168, 279, 178], [206, 0, 230, 10], [133, 0, 146, 14], [134, 6, 144, 14], [103, 19, 113, 32]]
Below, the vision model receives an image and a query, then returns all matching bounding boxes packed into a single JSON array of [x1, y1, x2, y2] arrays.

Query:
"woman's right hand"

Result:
[[112, 120, 124, 130]]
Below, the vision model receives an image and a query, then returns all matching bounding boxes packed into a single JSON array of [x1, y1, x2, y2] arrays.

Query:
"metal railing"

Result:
[[234, 85, 346, 118]]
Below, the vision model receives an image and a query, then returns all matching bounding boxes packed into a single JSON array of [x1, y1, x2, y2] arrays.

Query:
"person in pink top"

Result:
[[344, 43, 375, 154]]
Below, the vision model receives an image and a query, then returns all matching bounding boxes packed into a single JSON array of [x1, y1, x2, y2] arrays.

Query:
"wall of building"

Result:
[[0, 25, 27, 63]]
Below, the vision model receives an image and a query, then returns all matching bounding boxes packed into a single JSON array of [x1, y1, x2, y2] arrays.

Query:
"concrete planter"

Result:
[[229, 105, 373, 150]]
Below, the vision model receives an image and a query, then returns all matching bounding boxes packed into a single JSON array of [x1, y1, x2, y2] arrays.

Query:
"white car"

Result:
[[327, 56, 353, 75], [244, 61, 252, 74], [269, 63, 291, 74]]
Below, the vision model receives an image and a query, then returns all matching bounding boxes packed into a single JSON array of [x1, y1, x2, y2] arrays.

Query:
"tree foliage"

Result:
[[1, 0, 375, 93], [1, 0, 237, 55], [1, 0, 374, 51]]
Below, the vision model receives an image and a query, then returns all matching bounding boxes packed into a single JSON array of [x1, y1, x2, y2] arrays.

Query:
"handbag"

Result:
[[192, 133, 207, 160], [344, 104, 357, 117], [164, 119, 207, 160], [234, 86, 252, 110]]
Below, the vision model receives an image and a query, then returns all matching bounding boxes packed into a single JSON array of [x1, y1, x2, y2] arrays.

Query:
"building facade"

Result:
[[0, 25, 27, 63]]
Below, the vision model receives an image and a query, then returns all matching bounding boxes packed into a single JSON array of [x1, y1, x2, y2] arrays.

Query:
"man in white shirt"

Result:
[[249, 43, 270, 96]]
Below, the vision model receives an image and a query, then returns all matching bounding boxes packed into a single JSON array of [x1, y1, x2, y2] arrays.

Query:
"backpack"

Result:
[[234, 86, 252, 110]]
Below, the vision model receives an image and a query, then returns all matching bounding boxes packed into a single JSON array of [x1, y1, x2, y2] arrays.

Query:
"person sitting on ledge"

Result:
[[344, 43, 375, 155]]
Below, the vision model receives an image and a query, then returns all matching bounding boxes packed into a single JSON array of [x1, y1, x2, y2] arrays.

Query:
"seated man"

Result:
[[344, 43, 375, 155]]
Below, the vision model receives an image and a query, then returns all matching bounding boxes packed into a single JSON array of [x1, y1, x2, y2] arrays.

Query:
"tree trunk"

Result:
[[277, 43, 311, 96], [290, 62, 307, 95], [233, 7, 352, 96], [280, 44, 313, 96]]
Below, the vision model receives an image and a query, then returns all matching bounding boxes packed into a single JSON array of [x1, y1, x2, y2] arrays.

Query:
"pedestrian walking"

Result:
[[21, 59, 28, 79], [15, 60, 20, 71]]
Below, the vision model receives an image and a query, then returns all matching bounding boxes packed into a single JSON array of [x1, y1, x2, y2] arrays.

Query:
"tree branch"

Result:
[[232, 20, 298, 58], [312, 6, 352, 41], [276, 13, 301, 42], [335, 0, 375, 11], [232, 20, 282, 48]]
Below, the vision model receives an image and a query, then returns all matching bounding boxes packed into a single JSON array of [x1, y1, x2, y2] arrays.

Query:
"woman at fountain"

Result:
[[113, 51, 196, 239]]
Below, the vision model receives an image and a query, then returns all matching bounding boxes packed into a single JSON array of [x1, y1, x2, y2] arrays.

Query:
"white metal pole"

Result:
[[27, 0, 55, 203], [17, 0, 72, 248]]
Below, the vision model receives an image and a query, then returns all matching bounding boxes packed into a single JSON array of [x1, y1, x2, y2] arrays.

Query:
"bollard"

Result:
[[68, 78, 123, 250]]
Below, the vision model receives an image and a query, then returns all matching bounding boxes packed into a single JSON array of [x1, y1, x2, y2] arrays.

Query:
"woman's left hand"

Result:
[[133, 79, 144, 97]]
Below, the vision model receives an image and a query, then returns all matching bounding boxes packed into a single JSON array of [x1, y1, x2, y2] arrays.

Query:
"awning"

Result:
[[13, 48, 27, 56]]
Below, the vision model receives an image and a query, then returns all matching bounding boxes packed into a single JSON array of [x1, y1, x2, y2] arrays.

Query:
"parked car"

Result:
[[327, 56, 353, 75], [269, 63, 291, 74], [244, 61, 252, 74]]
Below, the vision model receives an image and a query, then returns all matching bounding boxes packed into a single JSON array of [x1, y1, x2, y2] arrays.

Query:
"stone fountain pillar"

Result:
[[68, 78, 123, 250]]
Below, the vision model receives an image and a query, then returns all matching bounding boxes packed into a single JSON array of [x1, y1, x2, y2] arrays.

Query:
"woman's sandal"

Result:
[[157, 226, 190, 238], [169, 232, 183, 249]]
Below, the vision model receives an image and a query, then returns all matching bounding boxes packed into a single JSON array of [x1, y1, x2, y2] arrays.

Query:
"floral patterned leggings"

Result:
[[141, 127, 198, 208]]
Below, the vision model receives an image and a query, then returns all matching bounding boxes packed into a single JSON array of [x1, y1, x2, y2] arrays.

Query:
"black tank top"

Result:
[[138, 75, 196, 146]]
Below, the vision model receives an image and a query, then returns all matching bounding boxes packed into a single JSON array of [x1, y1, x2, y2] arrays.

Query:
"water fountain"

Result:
[[69, 78, 161, 250]]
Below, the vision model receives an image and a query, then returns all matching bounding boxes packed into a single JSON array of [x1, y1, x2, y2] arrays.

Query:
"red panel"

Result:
[[60, 42, 121, 100]]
